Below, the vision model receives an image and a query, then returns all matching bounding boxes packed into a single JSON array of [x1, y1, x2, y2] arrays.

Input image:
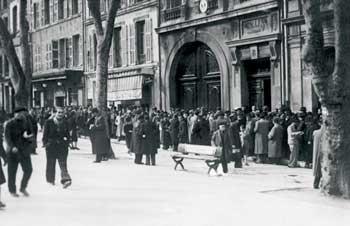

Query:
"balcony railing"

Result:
[[162, 5, 186, 22]]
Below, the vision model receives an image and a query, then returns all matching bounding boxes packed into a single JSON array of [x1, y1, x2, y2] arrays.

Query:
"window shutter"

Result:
[[129, 0, 135, 6], [108, 41, 113, 68], [64, 0, 68, 18], [53, 0, 58, 22], [145, 18, 153, 63], [50, 0, 55, 23], [129, 23, 135, 65], [52, 40, 59, 68], [41, 0, 44, 26], [121, 24, 128, 66]]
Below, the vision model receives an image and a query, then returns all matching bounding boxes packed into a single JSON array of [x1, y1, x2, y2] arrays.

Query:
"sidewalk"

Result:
[[0, 135, 349, 226]]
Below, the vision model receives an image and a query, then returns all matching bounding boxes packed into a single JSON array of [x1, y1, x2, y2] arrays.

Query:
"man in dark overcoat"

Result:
[[142, 115, 158, 165], [169, 114, 179, 151], [42, 107, 72, 188], [4, 107, 34, 197], [89, 108, 110, 163], [229, 116, 242, 168], [178, 114, 189, 144], [130, 114, 144, 164], [86, 110, 96, 155], [211, 120, 232, 174]]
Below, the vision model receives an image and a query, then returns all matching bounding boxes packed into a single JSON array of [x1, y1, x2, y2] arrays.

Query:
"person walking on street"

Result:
[[42, 107, 72, 188], [4, 107, 34, 197], [211, 120, 232, 175]]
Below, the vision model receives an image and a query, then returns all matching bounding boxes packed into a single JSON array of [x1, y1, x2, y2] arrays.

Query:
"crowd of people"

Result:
[[0, 104, 324, 210]]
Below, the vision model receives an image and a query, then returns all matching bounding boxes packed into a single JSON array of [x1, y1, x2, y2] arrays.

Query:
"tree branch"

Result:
[[102, 0, 120, 53], [87, 0, 104, 37]]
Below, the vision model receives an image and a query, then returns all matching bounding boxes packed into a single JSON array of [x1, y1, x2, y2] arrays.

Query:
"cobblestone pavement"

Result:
[[1, 134, 349, 226]]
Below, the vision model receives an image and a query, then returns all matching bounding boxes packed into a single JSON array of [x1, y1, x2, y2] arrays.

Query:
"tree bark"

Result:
[[303, 0, 350, 198], [0, 13, 29, 108], [20, 0, 32, 108], [87, 0, 120, 137]]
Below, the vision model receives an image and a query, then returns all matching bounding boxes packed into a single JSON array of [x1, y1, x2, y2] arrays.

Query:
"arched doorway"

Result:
[[174, 42, 221, 111]]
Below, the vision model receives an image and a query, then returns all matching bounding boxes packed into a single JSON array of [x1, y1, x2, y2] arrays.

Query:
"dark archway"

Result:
[[172, 41, 221, 111]]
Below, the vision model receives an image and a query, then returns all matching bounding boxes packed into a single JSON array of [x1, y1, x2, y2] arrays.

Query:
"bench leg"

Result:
[[205, 160, 220, 175], [172, 156, 185, 170]]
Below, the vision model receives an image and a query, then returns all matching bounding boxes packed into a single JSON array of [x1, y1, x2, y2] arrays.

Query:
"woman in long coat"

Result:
[[169, 114, 179, 151], [254, 113, 270, 163], [313, 125, 324, 189], [268, 117, 284, 164], [123, 116, 133, 153], [90, 109, 110, 163]]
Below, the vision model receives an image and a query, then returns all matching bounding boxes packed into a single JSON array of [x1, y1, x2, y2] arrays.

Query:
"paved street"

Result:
[[1, 134, 350, 226]]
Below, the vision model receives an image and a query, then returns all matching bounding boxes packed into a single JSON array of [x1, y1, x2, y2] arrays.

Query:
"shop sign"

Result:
[[107, 89, 142, 101], [242, 16, 269, 36]]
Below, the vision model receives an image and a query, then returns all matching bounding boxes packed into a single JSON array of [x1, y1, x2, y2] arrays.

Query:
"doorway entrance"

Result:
[[175, 42, 221, 111], [244, 58, 271, 110]]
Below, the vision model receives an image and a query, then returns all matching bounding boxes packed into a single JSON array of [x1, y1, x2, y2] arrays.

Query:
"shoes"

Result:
[[10, 192, 19, 198], [93, 161, 101, 163], [63, 181, 72, 189], [20, 190, 30, 197], [75, 147, 80, 150], [48, 182, 55, 186], [0, 201, 6, 208]]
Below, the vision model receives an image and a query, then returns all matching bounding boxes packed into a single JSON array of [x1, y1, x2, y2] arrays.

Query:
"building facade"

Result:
[[157, 0, 282, 111], [30, 0, 84, 108], [282, 0, 333, 112], [84, 0, 159, 110]]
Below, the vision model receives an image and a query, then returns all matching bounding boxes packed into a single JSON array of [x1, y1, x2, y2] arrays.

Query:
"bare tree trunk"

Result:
[[0, 16, 28, 108], [87, 0, 120, 137], [303, 0, 350, 198], [20, 0, 32, 108]]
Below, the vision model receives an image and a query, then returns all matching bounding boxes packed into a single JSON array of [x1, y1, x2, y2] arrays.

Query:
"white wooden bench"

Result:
[[170, 143, 222, 174]]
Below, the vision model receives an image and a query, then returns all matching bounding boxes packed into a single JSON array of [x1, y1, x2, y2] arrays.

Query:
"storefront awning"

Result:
[[107, 75, 144, 101]]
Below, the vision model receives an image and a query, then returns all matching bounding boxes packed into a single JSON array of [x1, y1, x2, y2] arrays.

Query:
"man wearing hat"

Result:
[[4, 107, 34, 197], [211, 119, 232, 175]]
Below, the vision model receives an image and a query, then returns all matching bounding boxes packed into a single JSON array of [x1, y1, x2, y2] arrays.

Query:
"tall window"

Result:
[[166, 0, 182, 8], [59, 38, 66, 68], [58, 0, 65, 20], [72, 0, 78, 14], [52, 40, 59, 68], [67, 0, 70, 17], [12, 6, 17, 33], [3, 0, 7, 9], [136, 20, 145, 64], [44, 0, 50, 24], [73, 34, 80, 67], [46, 43, 52, 69], [33, 3, 39, 29], [113, 27, 121, 68], [66, 38, 72, 68], [4, 56, 9, 76]]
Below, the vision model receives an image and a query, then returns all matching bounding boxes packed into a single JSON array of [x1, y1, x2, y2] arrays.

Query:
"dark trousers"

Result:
[[221, 154, 228, 173], [46, 150, 71, 185], [134, 154, 143, 164], [90, 136, 96, 154], [7, 154, 32, 193], [146, 154, 156, 165]]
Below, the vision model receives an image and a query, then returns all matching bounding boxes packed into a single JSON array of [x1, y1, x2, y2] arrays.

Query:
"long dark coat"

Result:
[[0, 141, 6, 185], [124, 123, 133, 149], [140, 120, 158, 155], [268, 124, 284, 158], [211, 130, 232, 162], [191, 118, 210, 145], [43, 118, 70, 158], [161, 119, 171, 149], [0, 122, 6, 185], [90, 115, 110, 155], [130, 120, 142, 154], [169, 117, 179, 147], [313, 127, 324, 177], [254, 119, 270, 155], [178, 119, 189, 143]]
